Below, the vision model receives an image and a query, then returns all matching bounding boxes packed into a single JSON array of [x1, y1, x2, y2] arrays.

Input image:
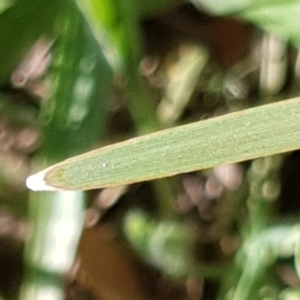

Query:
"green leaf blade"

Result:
[[39, 96, 300, 191]]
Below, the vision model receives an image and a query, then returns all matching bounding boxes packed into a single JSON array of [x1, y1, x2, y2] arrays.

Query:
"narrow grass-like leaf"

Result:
[[28, 96, 300, 191]]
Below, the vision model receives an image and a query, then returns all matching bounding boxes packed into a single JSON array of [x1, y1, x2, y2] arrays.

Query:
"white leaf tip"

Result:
[[26, 170, 60, 192]]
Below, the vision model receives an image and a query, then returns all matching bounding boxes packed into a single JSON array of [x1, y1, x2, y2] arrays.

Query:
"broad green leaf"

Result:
[[193, 0, 300, 45], [31, 96, 300, 191]]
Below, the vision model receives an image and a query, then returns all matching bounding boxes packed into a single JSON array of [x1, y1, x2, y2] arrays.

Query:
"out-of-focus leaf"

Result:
[[124, 210, 192, 278], [294, 227, 300, 280], [40, 1, 113, 162], [138, 0, 184, 16], [0, 0, 15, 15], [280, 288, 300, 300], [21, 191, 84, 300], [76, 0, 162, 137], [148, 221, 191, 278], [76, 0, 140, 70], [21, 1, 113, 299], [191, 0, 255, 15], [124, 210, 155, 258], [232, 225, 299, 300], [0, 93, 38, 126], [0, 0, 61, 84], [192, 0, 300, 45], [76, 0, 183, 70]]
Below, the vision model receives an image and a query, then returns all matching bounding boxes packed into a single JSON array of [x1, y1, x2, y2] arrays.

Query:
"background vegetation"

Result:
[[1, 0, 300, 299]]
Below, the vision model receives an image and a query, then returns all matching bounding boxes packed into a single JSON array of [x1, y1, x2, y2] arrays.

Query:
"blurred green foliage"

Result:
[[0, 0, 61, 84], [2, 0, 300, 300], [41, 0, 113, 161], [20, 1, 114, 299]]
